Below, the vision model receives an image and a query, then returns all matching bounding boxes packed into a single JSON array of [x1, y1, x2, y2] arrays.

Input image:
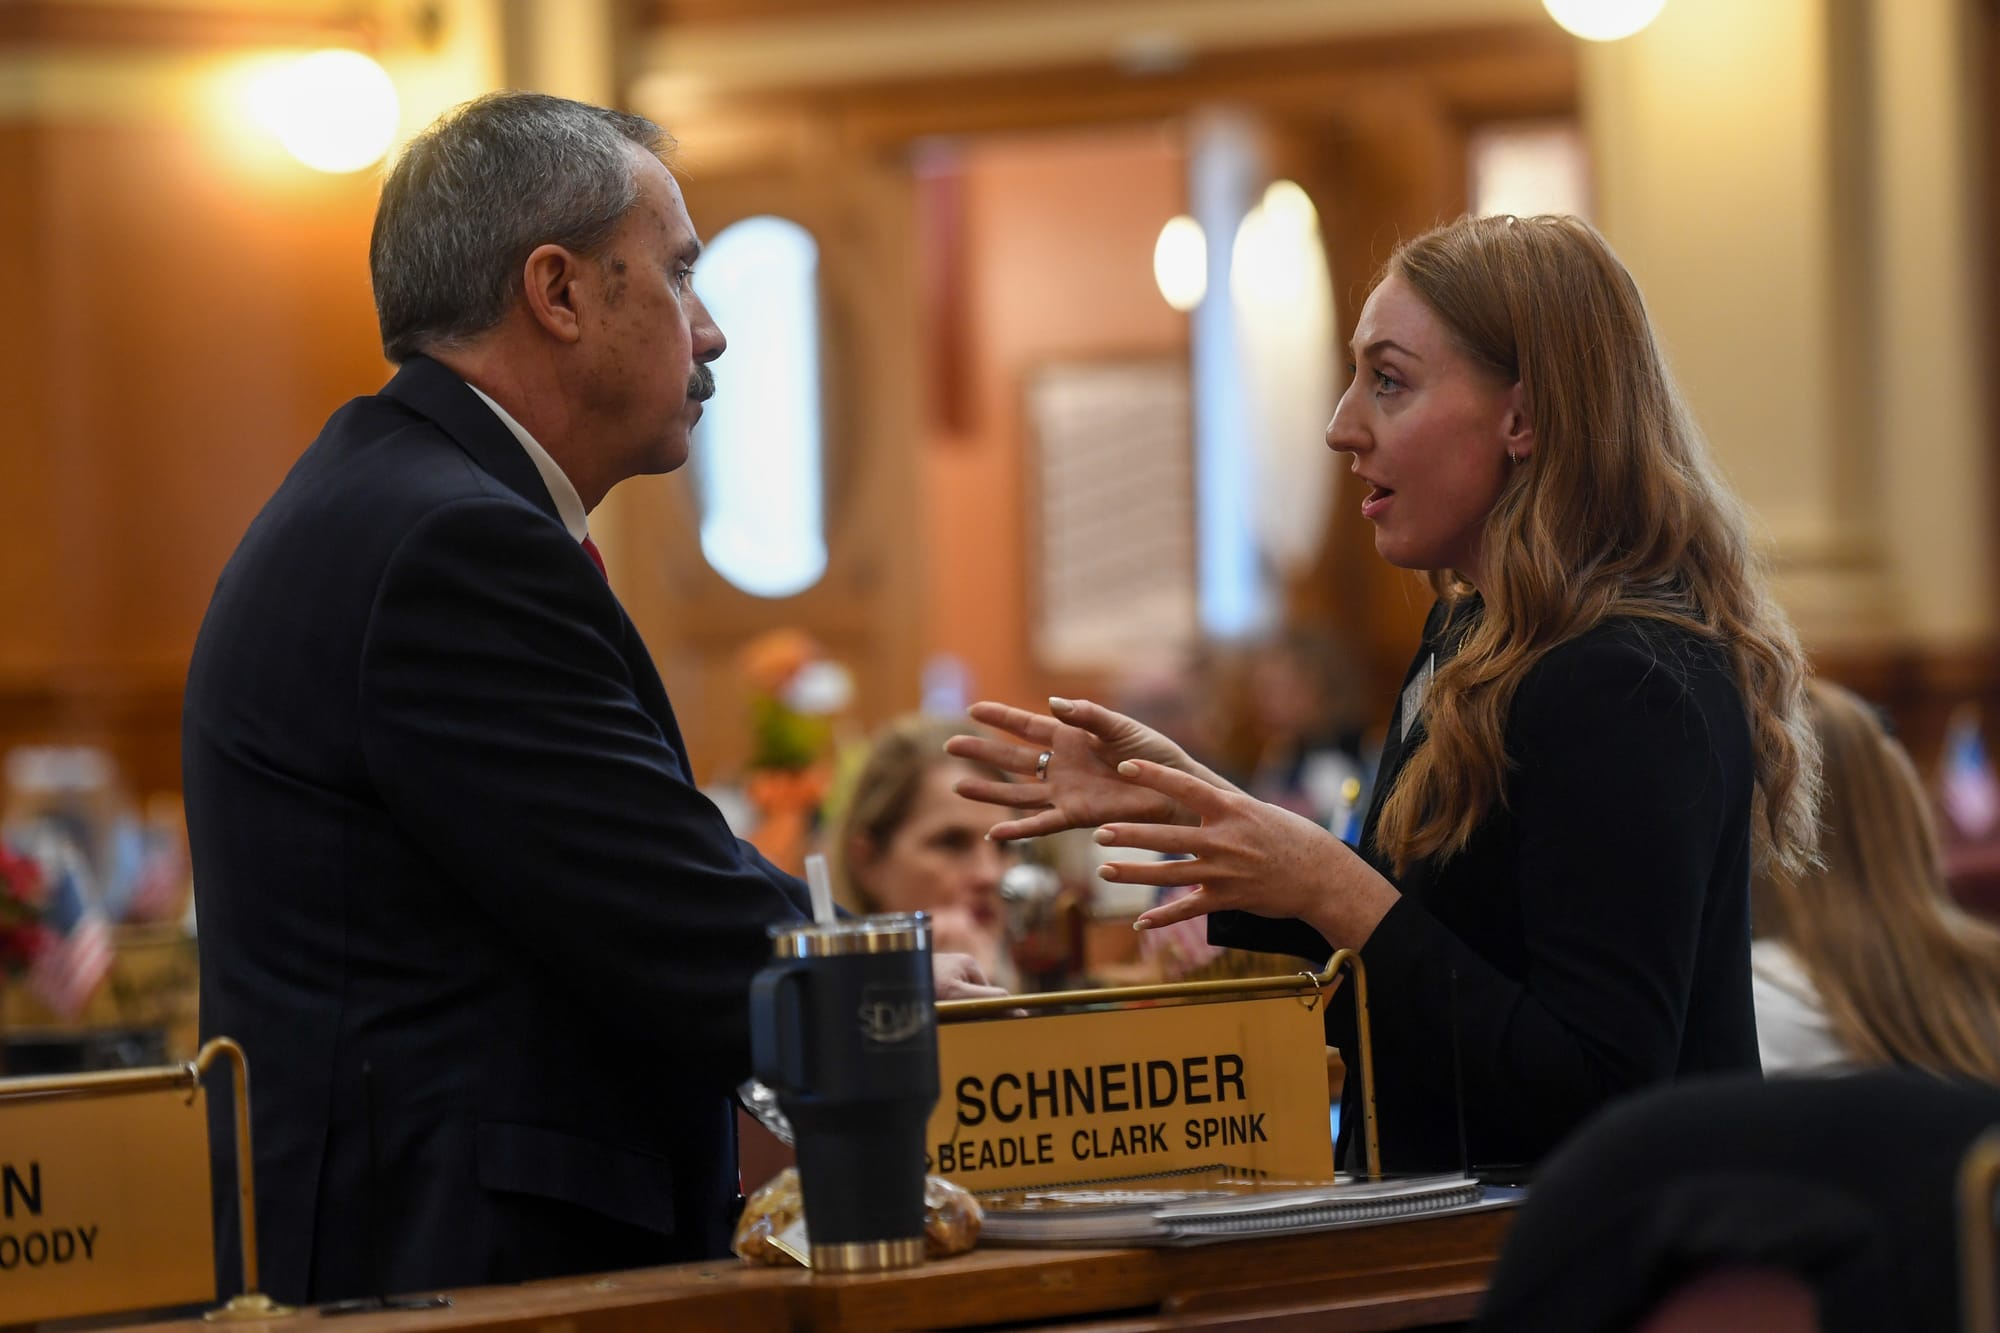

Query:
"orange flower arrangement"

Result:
[[737, 630, 854, 873]]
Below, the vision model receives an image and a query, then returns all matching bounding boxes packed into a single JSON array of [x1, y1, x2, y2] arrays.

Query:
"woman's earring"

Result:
[[1507, 449, 1523, 465]]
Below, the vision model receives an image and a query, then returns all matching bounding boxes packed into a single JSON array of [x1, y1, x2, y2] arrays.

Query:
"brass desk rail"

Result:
[[1962, 1128, 2000, 1333], [939, 949, 1379, 1180], [0, 1035, 292, 1322]]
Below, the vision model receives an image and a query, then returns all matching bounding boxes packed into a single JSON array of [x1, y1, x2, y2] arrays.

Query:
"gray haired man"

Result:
[[184, 91, 996, 1305]]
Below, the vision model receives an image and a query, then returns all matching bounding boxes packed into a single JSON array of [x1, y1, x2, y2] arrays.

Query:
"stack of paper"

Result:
[[978, 1172, 1492, 1247]]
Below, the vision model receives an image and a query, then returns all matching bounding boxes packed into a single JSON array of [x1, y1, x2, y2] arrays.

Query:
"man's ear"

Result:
[[1502, 380, 1536, 461], [522, 243, 587, 343]]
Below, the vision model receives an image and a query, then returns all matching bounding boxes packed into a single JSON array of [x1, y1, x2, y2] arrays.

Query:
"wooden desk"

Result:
[[120, 1205, 1513, 1332]]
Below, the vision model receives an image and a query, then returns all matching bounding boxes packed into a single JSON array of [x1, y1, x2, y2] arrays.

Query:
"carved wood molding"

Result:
[[0, 0, 370, 52], [644, 0, 969, 22], [638, 23, 1576, 150]]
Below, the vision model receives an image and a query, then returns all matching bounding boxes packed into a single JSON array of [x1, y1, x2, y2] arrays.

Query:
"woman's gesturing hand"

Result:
[[944, 697, 1226, 842], [1102, 761, 1401, 951]]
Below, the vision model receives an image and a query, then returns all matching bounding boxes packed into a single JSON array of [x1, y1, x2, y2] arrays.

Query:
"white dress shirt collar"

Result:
[[464, 382, 589, 543]]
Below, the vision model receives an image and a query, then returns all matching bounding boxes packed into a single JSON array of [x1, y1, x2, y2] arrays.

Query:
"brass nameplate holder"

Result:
[[931, 949, 1377, 1191], [1959, 1127, 2000, 1333], [0, 1036, 292, 1323]]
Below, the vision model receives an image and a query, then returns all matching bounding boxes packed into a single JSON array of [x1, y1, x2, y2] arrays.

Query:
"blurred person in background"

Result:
[[951, 213, 1821, 1176], [1241, 624, 1372, 839], [1109, 646, 1235, 779], [827, 714, 1020, 991], [1752, 679, 2000, 1078]]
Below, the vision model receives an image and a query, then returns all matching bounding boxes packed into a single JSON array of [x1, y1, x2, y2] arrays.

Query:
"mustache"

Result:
[[688, 363, 716, 403]]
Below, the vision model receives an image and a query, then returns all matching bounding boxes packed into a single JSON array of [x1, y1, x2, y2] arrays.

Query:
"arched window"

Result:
[[688, 216, 828, 598]]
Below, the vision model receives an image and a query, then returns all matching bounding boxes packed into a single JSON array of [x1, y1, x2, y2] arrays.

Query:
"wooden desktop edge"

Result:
[[94, 1204, 1515, 1333]]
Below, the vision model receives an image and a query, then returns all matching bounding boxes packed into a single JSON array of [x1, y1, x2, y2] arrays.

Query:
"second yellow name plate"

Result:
[[0, 1085, 215, 1323], [929, 993, 1335, 1191]]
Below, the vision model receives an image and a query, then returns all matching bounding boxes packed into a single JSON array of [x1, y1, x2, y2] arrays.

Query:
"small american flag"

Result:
[[27, 913, 112, 1018], [1942, 706, 2000, 842], [120, 828, 189, 924], [21, 839, 113, 1019]]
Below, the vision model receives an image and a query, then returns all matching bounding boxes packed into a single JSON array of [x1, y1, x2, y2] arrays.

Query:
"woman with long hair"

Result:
[[951, 214, 1821, 1173], [1754, 680, 2000, 1079]]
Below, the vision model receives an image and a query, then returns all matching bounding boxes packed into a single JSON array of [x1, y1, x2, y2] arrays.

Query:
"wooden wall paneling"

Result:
[[32, 121, 386, 794], [600, 144, 926, 781], [0, 0, 372, 50], [0, 125, 64, 685], [45, 124, 384, 670], [0, 1, 390, 800], [634, 21, 1576, 747], [913, 146, 972, 436], [1816, 643, 2000, 775], [0, 672, 187, 800], [610, 122, 1193, 779], [949, 127, 1188, 718], [0, 5, 1583, 798], [1988, 0, 2000, 650], [644, 25, 1577, 161], [634, 3, 1570, 114], [644, 0, 960, 23], [859, 28, 1572, 151]]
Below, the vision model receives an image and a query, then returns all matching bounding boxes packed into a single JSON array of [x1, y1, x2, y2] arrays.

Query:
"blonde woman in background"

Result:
[[1753, 680, 2000, 1080], [826, 715, 1020, 992]]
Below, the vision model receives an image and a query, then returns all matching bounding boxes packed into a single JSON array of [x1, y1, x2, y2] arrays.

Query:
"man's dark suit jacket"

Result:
[[183, 355, 810, 1304]]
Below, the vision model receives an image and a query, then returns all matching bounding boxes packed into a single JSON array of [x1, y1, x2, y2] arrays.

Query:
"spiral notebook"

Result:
[[977, 1171, 1497, 1247]]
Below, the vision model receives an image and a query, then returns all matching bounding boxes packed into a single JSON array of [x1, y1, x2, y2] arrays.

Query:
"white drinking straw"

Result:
[[804, 852, 836, 926]]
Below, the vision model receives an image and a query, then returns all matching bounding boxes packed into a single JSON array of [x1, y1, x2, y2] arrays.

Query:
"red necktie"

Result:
[[580, 535, 608, 582]]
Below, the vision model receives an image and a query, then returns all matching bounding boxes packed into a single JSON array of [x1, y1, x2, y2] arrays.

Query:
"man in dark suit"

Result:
[[183, 91, 996, 1306]]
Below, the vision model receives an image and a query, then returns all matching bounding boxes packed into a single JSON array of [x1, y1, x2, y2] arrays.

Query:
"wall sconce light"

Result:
[[1153, 214, 1207, 312], [1230, 179, 1318, 312], [1228, 179, 1336, 579], [248, 49, 400, 173], [1542, 0, 1668, 41]]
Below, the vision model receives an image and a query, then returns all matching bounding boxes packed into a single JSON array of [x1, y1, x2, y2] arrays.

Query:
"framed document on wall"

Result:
[[1026, 358, 1197, 673]]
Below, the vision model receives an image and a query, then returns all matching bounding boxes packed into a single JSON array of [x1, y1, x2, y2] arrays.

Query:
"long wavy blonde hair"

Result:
[[1372, 215, 1820, 877], [1755, 681, 2000, 1080]]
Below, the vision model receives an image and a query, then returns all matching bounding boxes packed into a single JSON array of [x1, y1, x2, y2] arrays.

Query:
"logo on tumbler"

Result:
[[858, 987, 932, 1046]]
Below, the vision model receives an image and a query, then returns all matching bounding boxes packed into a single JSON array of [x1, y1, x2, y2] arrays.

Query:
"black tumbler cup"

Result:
[[749, 913, 939, 1272]]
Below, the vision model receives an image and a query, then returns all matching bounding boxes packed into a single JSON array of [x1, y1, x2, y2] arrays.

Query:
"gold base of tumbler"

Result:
[[810, 1236, 927, 1273]]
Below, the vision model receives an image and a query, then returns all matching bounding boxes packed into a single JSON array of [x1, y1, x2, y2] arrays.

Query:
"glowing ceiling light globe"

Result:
[[249, 49, 400, 173], [1541, 0, 1668, 42], [1258, 179, 1317, 234], [1153, 214, 1207, 312], [1230, 180, 1320, 313]]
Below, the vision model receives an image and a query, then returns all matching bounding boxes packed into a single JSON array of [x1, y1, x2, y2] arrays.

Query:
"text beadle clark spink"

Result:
[[933, 1112, 1272, 1174]]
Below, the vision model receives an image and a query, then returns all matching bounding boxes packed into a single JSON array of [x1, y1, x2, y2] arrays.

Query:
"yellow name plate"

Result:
[[0, 1086, 215, 1322], [929, 993, 1335, 1191]]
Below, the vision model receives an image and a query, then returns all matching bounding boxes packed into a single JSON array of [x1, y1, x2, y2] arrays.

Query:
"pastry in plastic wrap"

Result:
[[733, 1168, 983, 1266], [922, 1173, 983, 1256], [733, 1167, 804, 1265]]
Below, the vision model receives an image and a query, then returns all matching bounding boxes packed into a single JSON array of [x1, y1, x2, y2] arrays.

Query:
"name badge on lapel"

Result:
[[1400, 654, 1436, 743]]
